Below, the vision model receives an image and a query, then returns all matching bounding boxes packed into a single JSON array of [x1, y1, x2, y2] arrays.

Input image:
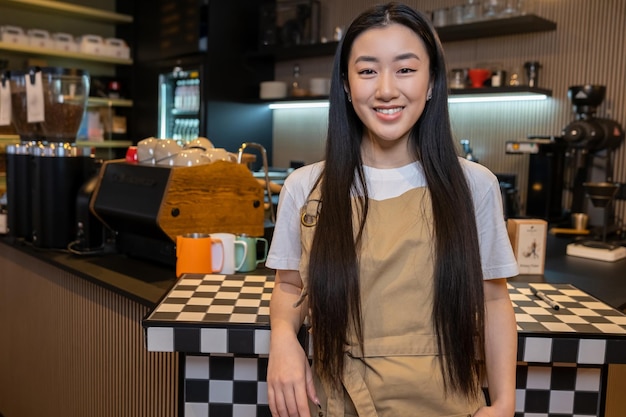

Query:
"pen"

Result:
[[530, 286, 561, 310]]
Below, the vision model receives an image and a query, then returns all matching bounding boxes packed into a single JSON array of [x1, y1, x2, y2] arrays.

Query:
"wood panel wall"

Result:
[[272, 0, 626, 222], [0, 246, 179, 417]]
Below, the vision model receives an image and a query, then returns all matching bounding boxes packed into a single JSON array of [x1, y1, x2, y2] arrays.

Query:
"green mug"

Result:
[[235, 235, 269, 272]]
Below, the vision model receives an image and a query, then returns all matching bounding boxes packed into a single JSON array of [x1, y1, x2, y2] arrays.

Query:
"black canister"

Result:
[[30, 143, 95, 249], [5, 142, 34, 240]]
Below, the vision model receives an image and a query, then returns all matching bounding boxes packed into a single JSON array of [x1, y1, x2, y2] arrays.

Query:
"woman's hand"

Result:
[[267, 331, 317, 416], [268, 270, 318, 416]]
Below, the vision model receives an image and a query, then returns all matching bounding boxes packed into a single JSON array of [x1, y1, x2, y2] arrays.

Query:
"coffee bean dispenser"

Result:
[[10, 67, 89, 142], [5, 67, 94, 249]]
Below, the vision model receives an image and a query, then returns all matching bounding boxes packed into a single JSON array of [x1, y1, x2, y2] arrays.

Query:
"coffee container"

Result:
[[30, 143, 95, 249], [5, 142, 34, 240], [9, 67, 89, 142]]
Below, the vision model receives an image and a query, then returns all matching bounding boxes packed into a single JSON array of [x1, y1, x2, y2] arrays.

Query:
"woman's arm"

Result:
[[478, 278, 517, 417], [267, 269, 316, 417]]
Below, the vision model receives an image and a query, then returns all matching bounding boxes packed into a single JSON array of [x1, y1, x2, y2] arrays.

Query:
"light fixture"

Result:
[[448, 93, 549, 103], [268, 101, 329, 109], [267, 90, 550, 109]]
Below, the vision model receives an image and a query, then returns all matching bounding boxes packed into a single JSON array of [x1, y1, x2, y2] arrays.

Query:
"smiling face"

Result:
[[346, 23, 432, 167]]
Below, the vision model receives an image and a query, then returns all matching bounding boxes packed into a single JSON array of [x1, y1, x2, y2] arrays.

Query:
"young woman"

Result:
[[265, 3, 519, 416]]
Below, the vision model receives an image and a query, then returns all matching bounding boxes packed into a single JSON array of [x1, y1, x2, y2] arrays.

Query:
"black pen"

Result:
[[530, 286, 561, 310]]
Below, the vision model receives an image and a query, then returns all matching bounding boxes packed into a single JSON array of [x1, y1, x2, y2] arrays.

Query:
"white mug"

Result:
[[210, 233, 248, 274]]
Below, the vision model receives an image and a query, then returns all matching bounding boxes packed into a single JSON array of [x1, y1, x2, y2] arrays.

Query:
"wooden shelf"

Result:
[[437, 14, 556, 42], [77, 140, 132, 148], [88, 97, 133, 107], [449, 86, 552, 97], [0, 134, 19, 143], [253, 14, 556, 61], [0, 0, 132, 24], [0, 41, 133, 65], [0, 136, 132, 149]]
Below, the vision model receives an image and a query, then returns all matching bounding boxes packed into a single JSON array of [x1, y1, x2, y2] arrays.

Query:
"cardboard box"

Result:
[[507, 218, 547, 275]]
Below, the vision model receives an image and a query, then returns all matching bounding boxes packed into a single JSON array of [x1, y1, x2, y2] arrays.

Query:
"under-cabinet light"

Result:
[[448, 94, 549, 103], [268, 101, 330, 109], [267, 93, 548, 109]]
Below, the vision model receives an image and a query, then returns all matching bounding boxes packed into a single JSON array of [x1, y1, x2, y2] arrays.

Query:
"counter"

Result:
[[143, 275, 626, 417], [1, 234, 626, 417], [0, 239, 179, 417]]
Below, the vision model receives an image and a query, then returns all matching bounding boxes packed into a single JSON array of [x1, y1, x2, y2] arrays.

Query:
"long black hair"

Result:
[[307, 2, 486, 398]]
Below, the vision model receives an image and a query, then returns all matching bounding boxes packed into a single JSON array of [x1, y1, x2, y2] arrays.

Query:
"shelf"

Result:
[[87, 97, 133, 107], [448, 86, 552, 103], [0, 42, 133, 65], [77, 140, 132, 148], [0, 136, 132, 149], [0, 134, 19, 143], [437, 14, 556, 42], [450, 86, 552, 96], [253, 14, 556, 61], [254, 41, 339, 61], [0, 0, 133, 24]]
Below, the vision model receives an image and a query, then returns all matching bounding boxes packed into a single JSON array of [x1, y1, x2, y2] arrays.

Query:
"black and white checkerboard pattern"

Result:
[[515, 364, 602, 417], [148, 274, 273, 325], [509, 283, 626, 365], [143, 277, 626, 417], [145, 274, 274, 355], [509, 282, 626, 335]]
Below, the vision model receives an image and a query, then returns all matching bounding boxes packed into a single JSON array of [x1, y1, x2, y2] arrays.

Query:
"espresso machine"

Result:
[[5, 67, 98, 250]]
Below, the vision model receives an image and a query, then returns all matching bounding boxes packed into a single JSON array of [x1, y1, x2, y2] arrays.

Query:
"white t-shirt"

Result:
[[266, 158, 519, 280]]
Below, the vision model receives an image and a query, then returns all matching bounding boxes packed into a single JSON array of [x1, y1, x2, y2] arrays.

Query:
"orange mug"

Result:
[[176, 233, 224, 277]]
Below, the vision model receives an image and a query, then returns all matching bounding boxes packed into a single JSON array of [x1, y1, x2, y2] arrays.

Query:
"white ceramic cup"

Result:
[[206, 147, 235, 163], [210, 233, 248, 274], [173, 149, 211, 166], [154, 139, 182, 166], [137, 137, 158, 164], [309, 77, 330, 96], [259, 81, 287, 99], [183, 137, 214, 151]]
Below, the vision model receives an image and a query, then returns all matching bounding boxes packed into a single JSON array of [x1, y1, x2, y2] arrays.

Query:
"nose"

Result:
[[376, 71, 398, 101]]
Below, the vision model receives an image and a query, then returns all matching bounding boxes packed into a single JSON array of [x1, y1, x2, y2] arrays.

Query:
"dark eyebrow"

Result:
[[354, 53, 421, 64]]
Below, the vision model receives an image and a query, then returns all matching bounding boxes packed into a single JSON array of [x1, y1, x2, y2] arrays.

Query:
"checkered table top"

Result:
[[143, 276, 626, 362], [508, 282, 626, 336], [146, 274, 274, 327], [146, 275, 626, 336]]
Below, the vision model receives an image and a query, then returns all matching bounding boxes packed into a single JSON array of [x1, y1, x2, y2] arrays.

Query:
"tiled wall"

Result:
[[271, 0, 626, 222]]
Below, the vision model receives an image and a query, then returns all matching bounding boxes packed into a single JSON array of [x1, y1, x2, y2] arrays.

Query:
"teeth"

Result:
[[376, 107, 402, 115]]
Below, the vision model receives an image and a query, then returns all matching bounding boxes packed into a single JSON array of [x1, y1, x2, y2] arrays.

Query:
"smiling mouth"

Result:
[[375, 107, 403, 115]]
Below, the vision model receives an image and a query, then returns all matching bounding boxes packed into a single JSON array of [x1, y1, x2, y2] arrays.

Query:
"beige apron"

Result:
[[299, 187, 485, 417]]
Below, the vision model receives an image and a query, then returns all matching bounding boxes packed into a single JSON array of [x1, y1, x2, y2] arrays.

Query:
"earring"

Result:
[[427, 88, 433, 101], [347, 94, 352, 102]]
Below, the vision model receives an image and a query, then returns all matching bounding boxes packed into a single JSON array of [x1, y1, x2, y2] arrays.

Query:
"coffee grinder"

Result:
[[559, 85, 626, 261], [560, 85, 624, 214], [6, 67, 98, 250]]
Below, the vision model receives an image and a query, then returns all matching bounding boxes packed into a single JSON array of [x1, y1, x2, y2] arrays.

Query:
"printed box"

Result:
[[507, 218, 547, 275]]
